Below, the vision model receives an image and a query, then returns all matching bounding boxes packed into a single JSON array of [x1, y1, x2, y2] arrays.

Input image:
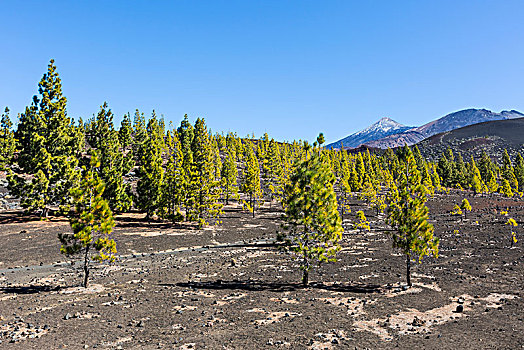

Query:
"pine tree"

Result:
[[514, 153, 524, 194], [178, 114, 194, 162], [506, 218, 518, 247], [160, 130, 185, 221], [266, 139, 284, 204], [478, 151, 496, 185], [221, 148, 239, 205], [189, 118, 223, 226], [501, 178, 513, 197], [211, 137, 222, 182], [177, 114, 195, 218], [316, 132, 325, 156], [58, 152, 116, 287], [349, 160, 361, 192], [355, 210, 370, 232], [471, 175, 483, 196], [118, 112, 133, 150], [0, 107, 16, 169], [225, 133, 238, 160], [72, 117, 86, 159], [339, 155, 352, 221], [437, 152, 452, 188], [86, 102, 133, 212], [451, 204, 463, 217], [454, 153, 468, 188], [241, 141, 262, 217], [421, 164, 434, 195], [469, 157, 486, 195], [486, 169, 499, 194], [431, 163, 442, 193], [460, 198, 471, 220], [386, 147, 439, 286], [279, 145, 342, 286], [132, 109, 147, 165], [412, 146, 425, 170], [501, 149, 518, 191], [9, 59, 81, 217], [355, 152, 366, 185], [256, 141, 267, 179], [360, 180, 377, 207], [136, 117, 164, 219]]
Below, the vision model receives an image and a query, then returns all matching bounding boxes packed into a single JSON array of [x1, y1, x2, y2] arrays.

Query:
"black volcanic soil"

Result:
[[0, 194, 523, 349]]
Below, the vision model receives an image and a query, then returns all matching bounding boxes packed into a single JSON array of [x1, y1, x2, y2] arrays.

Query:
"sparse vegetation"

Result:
[[0, 59, 523, 348]]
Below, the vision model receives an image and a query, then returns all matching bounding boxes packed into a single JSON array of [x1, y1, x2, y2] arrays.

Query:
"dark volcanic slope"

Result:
[[417, 117, 524, 162]]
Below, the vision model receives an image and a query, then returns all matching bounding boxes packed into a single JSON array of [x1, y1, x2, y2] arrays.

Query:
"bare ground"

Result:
[[0, 193, 523, 349]]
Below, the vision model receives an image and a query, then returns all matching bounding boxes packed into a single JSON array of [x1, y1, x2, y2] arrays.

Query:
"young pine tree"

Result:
[[118, 112, 133, 150], [188, 118, 223, 226], [386, 147, 439, 286], [279, 146, 343, 286], [241, 141, 263, 217], [10, 59, 81, 217], [339, 156, 353, 221], [58, 152, 116, 288], [178, 115, 195, 217], [501, 178, 513, 198], [0, 107, 16, 170], [160, 130, 185, 221], [505, 218, 518, 247], [266, 139, 285, 205], [355, 210, 370, 233], [460, 198, 472, 220], [502, 149, 519, 192], [514, 153, 524, 194], [132, 109, 148, 166], [87, 102, 133, 212], [221, 149, 239, 205], [136, 117, 164, 219]]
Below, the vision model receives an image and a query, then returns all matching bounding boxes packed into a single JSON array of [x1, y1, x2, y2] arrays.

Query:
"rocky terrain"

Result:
[[0, 192, 523, 349]]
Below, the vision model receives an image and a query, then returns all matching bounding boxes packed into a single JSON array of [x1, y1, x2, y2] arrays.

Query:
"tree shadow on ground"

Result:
[[115, 216, 197, 230], [170, 280, 381, 293], [0, 211, 68, 224], [0, 285, 61, 295]]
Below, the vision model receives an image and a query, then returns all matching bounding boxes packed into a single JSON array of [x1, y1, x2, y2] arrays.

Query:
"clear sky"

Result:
[[1, 1, 524, 143]]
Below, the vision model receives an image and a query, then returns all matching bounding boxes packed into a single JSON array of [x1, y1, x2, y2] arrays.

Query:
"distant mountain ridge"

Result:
[[416, 117, 524, 162], [326, 117, 412, 149], [328, 109, 524, 150]]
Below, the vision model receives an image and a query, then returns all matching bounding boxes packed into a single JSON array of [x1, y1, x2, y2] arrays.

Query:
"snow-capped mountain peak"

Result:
[[326, 117, 412, 149], [356, 117, 406, 135]]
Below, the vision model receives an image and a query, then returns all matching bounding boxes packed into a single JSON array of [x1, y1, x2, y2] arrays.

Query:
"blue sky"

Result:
[[1, 1, 524, 143]]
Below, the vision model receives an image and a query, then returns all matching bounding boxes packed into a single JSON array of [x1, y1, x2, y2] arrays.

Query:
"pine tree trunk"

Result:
[[406, 254, 411, 287], [251, 193, 255, 218], [83, 246, 90, 288], [302, 234, 309, 286], [302, 268, 308, 286], [341, 197, 344, 222]]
